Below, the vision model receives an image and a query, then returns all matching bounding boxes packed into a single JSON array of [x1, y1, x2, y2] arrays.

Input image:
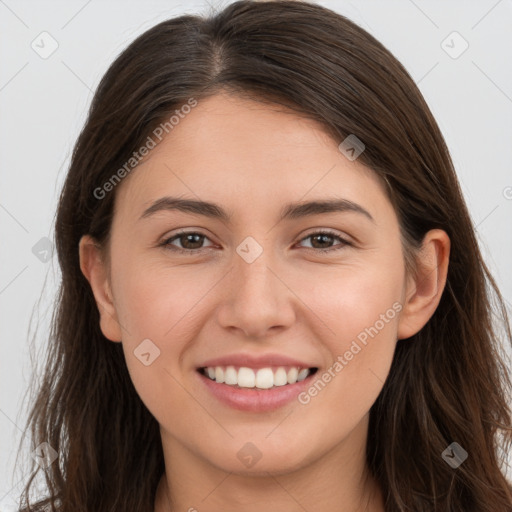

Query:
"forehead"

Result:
[[113, 93, 389, 224]]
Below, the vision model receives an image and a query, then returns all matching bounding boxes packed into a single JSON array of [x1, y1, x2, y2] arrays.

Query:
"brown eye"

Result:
[[298, 231, 351, 253], [162, 231, 213, 253], [176, 233, 205, 250], [310, 233, 335, 249]]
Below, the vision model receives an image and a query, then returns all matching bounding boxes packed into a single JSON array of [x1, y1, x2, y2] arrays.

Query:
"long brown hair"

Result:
[[16, 1, 512, 510]]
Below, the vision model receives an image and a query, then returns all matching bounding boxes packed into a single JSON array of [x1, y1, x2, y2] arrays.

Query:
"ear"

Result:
[[78, 234, 123, 342], [397, 229, 450, 340]]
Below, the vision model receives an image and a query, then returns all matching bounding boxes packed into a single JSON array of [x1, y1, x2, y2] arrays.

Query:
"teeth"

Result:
[[215, 367, 224, 383], [287, 367, 298, 384], [297, 368, 310, 382], [238, 367, 255, 387], [202, 365, 314, 389], [274, 367, 288, 386], [224, 366, 238, 385], [255, 368, 273, 389]]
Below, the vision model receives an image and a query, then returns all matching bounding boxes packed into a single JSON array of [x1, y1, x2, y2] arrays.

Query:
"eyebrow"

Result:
[[139, 196, 374, 223]]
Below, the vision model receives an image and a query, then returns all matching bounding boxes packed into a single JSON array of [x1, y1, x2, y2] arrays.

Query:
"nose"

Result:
[[216, 246, 297, 339]]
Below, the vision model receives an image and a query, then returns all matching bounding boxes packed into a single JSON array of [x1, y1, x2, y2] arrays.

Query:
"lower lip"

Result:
[[197, 370, 317, 412]]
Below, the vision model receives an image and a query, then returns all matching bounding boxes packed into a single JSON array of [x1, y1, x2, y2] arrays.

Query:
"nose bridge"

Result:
[[216, 234, 296, 337]]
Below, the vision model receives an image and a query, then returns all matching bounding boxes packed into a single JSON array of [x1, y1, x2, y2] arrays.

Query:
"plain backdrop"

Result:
[[1, 0, 511, 509]]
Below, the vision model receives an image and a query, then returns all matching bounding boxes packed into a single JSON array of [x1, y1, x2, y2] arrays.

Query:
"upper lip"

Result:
[[198, 353, 318, 370]]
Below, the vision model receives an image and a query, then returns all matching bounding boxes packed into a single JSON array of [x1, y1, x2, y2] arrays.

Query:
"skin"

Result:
[[79, 92, 450, 512]]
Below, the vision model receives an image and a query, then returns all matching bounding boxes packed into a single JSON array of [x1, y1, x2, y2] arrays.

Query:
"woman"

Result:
[[16, 1, 512, 511]]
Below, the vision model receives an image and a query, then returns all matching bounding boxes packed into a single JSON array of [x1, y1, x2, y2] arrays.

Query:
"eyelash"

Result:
[[159, 229, 352, 255]]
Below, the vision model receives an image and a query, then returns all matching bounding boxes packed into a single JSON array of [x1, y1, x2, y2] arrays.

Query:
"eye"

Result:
[[160, 229, 351, 254], [297, 230, 351, 253], [161, 230, 215, 253]]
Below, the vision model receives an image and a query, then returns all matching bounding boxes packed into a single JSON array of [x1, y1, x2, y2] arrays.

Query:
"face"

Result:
[[82, 92, 417, 475]]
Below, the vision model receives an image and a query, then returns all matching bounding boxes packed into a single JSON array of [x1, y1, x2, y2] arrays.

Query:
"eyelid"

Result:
[[298, 227, 353, 243]]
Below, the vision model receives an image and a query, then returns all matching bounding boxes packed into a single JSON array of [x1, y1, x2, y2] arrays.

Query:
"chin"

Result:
[[203, 437, 317, 476]]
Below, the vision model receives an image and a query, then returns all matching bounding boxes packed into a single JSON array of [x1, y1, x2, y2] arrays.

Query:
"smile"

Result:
[[199, 365, 318, 389], [197, 366, 319, 412]]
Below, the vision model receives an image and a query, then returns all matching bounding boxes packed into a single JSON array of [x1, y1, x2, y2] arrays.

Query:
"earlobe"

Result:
[[397, 229, 450, 340], [78, 235, 123, 342]]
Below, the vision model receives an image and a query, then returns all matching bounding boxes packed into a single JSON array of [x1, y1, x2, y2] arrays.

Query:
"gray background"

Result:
[[1, 0, 511, 508]]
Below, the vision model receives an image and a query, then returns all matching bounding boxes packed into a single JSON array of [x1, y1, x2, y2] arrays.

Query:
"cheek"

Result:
[[294, 251, 403, 414], [111, 249, 213, 340], [110, 255, 222, 417], [304, 253, 403, 346]]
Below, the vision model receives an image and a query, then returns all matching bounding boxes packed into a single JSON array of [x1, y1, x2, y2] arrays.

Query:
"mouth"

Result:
[[197, 365, 319, 390]]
